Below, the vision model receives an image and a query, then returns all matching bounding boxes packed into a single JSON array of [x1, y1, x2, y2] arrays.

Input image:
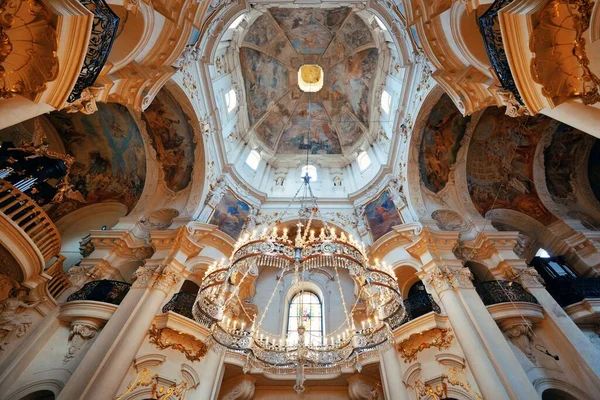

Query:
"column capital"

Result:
[[406, 228, 460, 263]]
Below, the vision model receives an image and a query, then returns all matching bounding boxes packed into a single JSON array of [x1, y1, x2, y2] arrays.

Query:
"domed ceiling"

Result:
[[239, 7, 379, 157]]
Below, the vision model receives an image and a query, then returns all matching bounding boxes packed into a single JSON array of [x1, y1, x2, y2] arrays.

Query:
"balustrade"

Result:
[[67, 280, 131, 305], [388, 292, 441, 330], [0, 179, 61, 262], [474, 280, 538, 306], [545, 277, 600, 307], [45, 255, 72, 301], [478, 0, 523, 104], [162, 292, 196, 320], [68, 0, 120, 102]]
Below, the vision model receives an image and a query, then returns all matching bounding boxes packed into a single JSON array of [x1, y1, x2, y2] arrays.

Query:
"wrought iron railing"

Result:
[[388, 292, 441, 330], [67, 280, 131, 305], [477, 0, 523, 105], [162, 292, 196, 320], [68, 0, 120, 102], [475, 280, 538, 306], [545, 277, 600, 307]]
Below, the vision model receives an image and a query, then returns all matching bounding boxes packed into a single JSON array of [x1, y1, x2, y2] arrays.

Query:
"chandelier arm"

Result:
[[333, 265, 354, 332]]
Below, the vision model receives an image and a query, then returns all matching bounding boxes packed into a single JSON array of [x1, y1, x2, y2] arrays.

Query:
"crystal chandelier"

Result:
[[193, 174, 405, 394]]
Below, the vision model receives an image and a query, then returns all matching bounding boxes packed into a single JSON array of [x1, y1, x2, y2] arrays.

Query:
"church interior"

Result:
[[0, 0, 599, 399]]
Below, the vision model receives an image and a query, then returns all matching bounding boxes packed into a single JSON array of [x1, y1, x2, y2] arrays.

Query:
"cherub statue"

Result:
[[0, 288, 46, 351]]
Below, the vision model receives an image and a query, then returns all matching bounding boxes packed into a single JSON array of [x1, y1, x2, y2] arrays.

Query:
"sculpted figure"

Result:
[[0, 289, 46, 350]]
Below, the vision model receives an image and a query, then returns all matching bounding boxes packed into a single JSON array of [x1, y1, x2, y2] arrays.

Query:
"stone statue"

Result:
[[245, 208, 258, 232], [274, 175, 285, 186], [0, 288, 46, 351], [207, 177, 226, 208], [333, 175, 342, 187]]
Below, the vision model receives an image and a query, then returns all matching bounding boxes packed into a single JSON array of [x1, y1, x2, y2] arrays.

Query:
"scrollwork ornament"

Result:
[[153, 268, 182, 293], [132, 265, 159, 288], [450, 267, 474, 289], [148, 325, 208, 362], [519, 267, 545, 288], [423, 268, 452, 293]]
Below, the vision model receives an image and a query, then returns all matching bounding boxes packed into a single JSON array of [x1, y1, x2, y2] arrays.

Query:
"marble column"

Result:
[[57, 265, 182, 400], [379, 348, 410, 399], [450, 275, 540, 399], [517, 268, 600, 387], [189, 350, 226, 399]]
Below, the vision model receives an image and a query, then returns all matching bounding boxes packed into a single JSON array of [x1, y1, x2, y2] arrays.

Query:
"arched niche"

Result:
[[394, 265, 421, 299], [55, 203, 128, 269], [117, 260, 145, 283], [465, 261, 492, 282], [180, 280, 200, 295], [450, 1, 491, 75], [542, 388, 580, 400], [18, 391, 55, 400]]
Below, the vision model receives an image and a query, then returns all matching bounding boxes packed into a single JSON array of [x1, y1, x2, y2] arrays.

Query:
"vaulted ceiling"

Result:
[[239, 7, 379, 156]]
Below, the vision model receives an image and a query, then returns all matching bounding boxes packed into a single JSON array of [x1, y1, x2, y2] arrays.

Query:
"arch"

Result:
[[55, 203, 128, 269], [6, 379, 63, 400], [18, 391, 55, 400], [394, 264, 422, 299], [542, 388, 580, 400], [465, 261, 492, 282], [534, 378, 594, 400], [105, 1, 155, 73], [180, 280, 200, 295]]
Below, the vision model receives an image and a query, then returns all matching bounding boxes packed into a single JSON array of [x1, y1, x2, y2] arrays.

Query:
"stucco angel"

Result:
[[0, 289, 46, 351]]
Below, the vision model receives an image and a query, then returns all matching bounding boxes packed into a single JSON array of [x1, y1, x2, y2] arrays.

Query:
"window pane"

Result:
[[287, 291, 323, 342]]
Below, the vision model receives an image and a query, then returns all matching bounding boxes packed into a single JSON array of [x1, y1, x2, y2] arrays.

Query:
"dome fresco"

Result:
[[240, 8, 378, 156]]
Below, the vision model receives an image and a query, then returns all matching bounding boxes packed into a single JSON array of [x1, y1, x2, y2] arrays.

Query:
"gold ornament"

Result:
[[148, 325, 208, 362]]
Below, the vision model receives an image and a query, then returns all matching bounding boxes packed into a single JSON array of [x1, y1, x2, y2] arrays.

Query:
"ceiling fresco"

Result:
[[142, 87, 195, 192], [0, 104, 147, 222], [544, 124, 594, 202], [589, 140, 600, 203], [240, 7, 377, 155], [466, 108, 556, 225], [419, 94, 471, 193]]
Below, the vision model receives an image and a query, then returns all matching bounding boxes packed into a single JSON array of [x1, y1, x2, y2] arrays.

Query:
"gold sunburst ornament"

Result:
[[298, 64, 324, 92]]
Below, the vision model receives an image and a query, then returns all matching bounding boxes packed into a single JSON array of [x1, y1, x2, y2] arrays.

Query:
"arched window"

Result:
[[225, 89, 237, 113], [300, 165, 317, 182], [287, 291, 323, 345]]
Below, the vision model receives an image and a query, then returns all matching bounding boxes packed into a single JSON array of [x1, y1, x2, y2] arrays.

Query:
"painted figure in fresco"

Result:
[[419, 95, 470, 193], [142, 90, 195, 192]]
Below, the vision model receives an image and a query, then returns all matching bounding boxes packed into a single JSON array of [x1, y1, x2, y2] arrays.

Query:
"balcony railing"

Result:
[[67, 280, 131, 305], [68, 0, 120, 102], [545, 277, 600, 307], [388, 292, 441, 330], [475, 280, 538, 306], [478, 0, 523, 104], [0, 179, 61, 262], [162, 292, 196, 320], [46, 255, 72, 301]]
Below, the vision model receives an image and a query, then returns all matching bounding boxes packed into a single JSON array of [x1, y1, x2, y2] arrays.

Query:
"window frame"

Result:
[[300, 165, 318, 182], [225, 89, 237, 113], [245, 149, 261, 171], [286, 291, 324, 345], [357, 151, 371, 171], [381, 90, 392, 115]]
